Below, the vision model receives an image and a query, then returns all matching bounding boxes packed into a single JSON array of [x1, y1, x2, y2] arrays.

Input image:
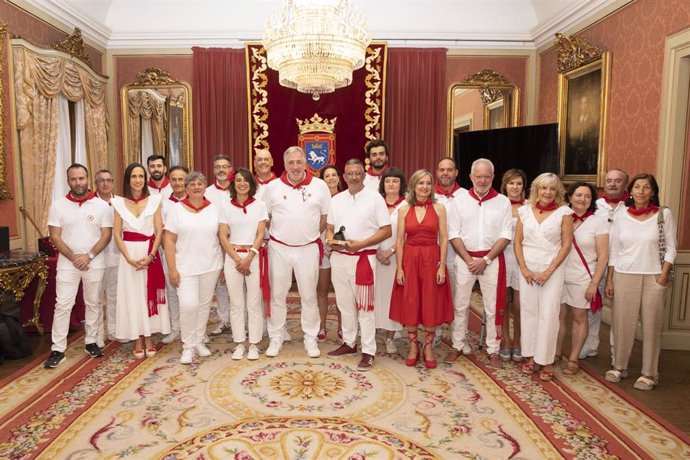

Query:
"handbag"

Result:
[[657, 206, 674, 283], [572, 236, 603, 312]]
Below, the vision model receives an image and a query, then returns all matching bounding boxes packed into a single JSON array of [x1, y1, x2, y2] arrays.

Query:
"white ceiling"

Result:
[[18, 0, 627, 50]]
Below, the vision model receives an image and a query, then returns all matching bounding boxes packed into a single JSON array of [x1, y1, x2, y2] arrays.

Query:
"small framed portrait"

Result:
[[557, 51, 611, 186], [485, 99, 505, 130]]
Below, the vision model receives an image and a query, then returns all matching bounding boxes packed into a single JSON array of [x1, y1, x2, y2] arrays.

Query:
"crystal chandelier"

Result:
[[263, 0, 371, 100]]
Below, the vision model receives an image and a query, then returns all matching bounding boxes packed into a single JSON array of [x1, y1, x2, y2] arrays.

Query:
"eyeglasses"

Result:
[[96, 178, 114, 183], [214, 165, 232, 170]]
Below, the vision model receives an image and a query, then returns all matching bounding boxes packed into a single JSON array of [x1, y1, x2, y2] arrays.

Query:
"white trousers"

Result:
[[52, 267, 104, 353], [177, 270, 221, 350], [331, 252, 377, 355], [215, 278, 230, 324], [101, 266, 118, 338], [268, 241, 320, 342], [225, 254, 263, 344], [161, 252, 180, 333], [519, 262, 565, 365], [452, 260, 500, 354]]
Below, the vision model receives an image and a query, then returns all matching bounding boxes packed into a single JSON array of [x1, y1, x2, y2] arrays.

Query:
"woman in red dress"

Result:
[[390, 169, 454, 369]]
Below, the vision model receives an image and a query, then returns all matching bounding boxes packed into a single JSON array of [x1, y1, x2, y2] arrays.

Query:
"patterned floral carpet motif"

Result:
[[1, 295, 689, 459]]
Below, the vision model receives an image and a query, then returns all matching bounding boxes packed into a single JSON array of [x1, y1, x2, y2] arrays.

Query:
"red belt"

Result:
[[270, 236, 324, 264], [235, 247, 271, 318], [468, 250, 506, 337], [333, 248, 377, 311], [123, 231, 166, 316]]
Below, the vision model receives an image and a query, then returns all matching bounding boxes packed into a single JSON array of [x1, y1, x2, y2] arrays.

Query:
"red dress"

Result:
[[389, 203, 454, 328]]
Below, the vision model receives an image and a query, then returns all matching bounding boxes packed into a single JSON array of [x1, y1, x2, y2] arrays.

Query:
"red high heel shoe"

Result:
[[405, 330, 420, 366], [423, 331, 437, 369]]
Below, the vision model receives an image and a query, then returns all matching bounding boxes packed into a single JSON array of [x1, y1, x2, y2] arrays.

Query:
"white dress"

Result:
[[374, 202, 404, 331], [113, 195, 170, 340], [504, 214, 520, 290], [563, 215, 608, 309]]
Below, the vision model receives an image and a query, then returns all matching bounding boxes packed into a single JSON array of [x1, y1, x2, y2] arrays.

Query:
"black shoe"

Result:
[[85, 343, 103, 358], [44, 351, 66, 368]]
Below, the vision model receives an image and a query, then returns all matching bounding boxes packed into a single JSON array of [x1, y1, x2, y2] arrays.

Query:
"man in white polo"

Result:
[[254, 148, 277, 201], [363, 139, 389, 192], [45, 164, 113, 368], [326, 159, 391, 371], [445, 158, 512, 368], [146, 154, 172, 199], [263, 146, 331, 358]]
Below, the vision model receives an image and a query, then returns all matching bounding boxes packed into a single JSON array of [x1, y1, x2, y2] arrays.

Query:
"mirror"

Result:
[[447, 69, 520, 157], [121, 67, 193, 168]]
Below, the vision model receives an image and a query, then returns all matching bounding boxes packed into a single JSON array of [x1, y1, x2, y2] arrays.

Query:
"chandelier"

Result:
[[263, 0, 371, 100]]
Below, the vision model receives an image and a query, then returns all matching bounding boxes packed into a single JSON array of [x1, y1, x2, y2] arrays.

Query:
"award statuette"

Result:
[[327, 226, 347, 246]]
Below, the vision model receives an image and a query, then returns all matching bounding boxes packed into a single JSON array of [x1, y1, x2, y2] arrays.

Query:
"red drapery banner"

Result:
[[192, 47, 248, 178], [385, 48, 446, 175], [246, 43, 386, 176]]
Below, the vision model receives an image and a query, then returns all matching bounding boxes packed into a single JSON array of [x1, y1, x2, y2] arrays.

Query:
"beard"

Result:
[[150, 171, 164, 181], [70, 184, 88, 197]]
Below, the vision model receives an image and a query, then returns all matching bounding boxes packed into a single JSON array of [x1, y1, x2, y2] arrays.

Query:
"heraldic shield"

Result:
[[297, 114, 337, 176]]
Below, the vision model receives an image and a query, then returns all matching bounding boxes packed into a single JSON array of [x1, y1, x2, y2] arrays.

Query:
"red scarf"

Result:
[[627, 204, 659, 216], [147, 177, 169, 192], [213, 182, 230, 191], [509, 198, 525, 205], [122, 231, 166, 317], [182, 197, 212, 212], [255, 172, 277, 185], [230, 197, 255, 214], [572, 210, 594, 223], [414, 198, 433, 207], [535, 201, 558, 213], [603, 192, 629, 205], [434, 182, 460, 197], [168, 194, 186, 203], [127, 194, 148, 204], [66, 190, 96, 206], [366, 168, 385, 177], [385, 196, 405, 209], [279, 171, 313, 189], [333, 249, 378, 311], [468, 188, 499, 205]]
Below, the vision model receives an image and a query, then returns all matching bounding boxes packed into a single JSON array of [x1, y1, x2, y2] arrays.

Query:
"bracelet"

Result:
[[148, 253, 156, 261], [250, 247, 259, 255]]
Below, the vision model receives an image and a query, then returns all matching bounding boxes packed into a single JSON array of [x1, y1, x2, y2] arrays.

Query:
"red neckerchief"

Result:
[[147, 177, 170, 191], [604, 192, 629, 205], [414, 198, 433, 207], [169, 194, 186, 203], [127, 194, 148, 204], [385, 196, 405, 209], [468, 188, 499, 206], [366, 168, 385, 177], [509, 198, 525, 205], [213, 182, 230, 191], [255, 172, 277, 185], [535, 201, 558, 213], [627, 204, 659, 216], [66, 190, 96, 207], [572, 210, 594, 223], [230, 197, 255, 214], [279, 171, 313, 189], [182, 197, 212, 212], [434, 182, 460, 197]]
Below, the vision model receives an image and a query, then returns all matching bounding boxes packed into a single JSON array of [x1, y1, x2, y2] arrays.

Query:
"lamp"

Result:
[[263, 0, 371, 101]]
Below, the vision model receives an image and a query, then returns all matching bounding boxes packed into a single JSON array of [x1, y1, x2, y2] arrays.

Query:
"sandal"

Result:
[[633, 375, 657, 391], [539, 369, 554, 381], [521, 361, 536, 374], [562, 359, 579, 375], [145, 347, 157, 358], [133, 349, 145, 359], [605, 368, 628, 383]]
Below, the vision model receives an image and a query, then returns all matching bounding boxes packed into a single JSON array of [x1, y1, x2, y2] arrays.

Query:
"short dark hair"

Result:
[[378, 166, 407, 198], [319, 165, 342, 192], [213, 155, 231, 164], [565, 181, 598, 212], [123, 163, 150, 200], [344, 158, 365, 169], [229, 167, 257, 199], [365, 139, 389, 158], [146, 154, 166, 166], [625, 173, 661, 207], [169, 165, 189, 175], [67, 163, 88, 176]]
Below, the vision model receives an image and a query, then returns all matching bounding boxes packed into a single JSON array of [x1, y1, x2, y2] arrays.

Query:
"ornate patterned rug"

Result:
[[1, 295, 689, 459]]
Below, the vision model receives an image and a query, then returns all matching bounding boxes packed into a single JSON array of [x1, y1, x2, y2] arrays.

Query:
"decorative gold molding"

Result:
[[555, 33, 604, 73], [296, 113, 337, 134], [51, 28, 91, 66], [363, 45, 385, 143], [0, 21, 13, 200], [133, 67, 178, 87], [460, 69, 512, 88], [478, 88, 505, 105]]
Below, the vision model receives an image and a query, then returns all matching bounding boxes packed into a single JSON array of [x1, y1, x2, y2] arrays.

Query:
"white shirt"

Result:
[[162, 194, 186, 224], [363, 172, 382, 192], [436, 186, 466, 265], [518, 205, 574, 266], [47, 196, 113, 271], [264, 175, 331, 245], [609, 207, 677, 274], [148, 181, 172, 201], [327, 188, 390, 250], [164, 202, 223, 276], [219, 198, 269, 245], [255, 175, 278, 203], [205, 183, 230, 206], [98, 194, 121, 268], [380, 201, 405, 251], [447, 190, 513, 252], [594, 197, 626, 230], [565, 214, 609, 275]]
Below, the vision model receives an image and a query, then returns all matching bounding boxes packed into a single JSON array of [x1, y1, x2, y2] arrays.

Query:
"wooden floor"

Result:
[[2, 320, 689, 437]]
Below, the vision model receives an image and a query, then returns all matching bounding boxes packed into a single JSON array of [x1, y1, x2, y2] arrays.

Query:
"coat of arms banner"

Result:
[[246, 43, 387, 176]]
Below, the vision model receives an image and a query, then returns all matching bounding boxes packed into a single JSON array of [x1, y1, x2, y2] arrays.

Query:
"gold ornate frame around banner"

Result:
[[0, 22, 13, 200]]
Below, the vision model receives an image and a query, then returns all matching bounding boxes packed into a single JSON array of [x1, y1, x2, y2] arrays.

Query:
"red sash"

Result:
[[270, 235, 324, 264], [468, 250, 506, 336], [235, 246, 271, 318], [122, 231, 166, 317], [333, 249, 377, 311], [571, 237, 603, 313]]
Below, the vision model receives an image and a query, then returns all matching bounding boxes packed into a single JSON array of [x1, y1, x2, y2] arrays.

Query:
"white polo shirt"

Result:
[[97, 194, 121, 268], [327, 188, 390, 250], [436, 186, 466, 265], [206, 183, 230, 206], [219, 198, 269, 245], [164, 202, 223, 276], [594, 197, 626, 229], [264, 174, 331, 245], [47, 196, 113, 271], [447, 190, 513, 252], [162, 194, 186, 224], [255, 174, 278, 203], [363, 170, 383, 192], [148, 179, 172, 200]]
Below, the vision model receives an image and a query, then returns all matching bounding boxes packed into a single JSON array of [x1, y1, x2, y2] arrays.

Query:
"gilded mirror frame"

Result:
[[121, 67, 193, 168], [446, 70, 520, 156]]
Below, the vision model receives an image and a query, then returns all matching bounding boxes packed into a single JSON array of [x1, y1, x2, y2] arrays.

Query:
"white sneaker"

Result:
[[162, 330, 180, 344], [385, 338, 398, 354], [210, 323, 228, 335], [180, 348, 194, 364], [195, 343, 212, 357], [304, 338, 320, 358], [579, 346, 598, 359], [461, 343, 472, 355], [265, 339, 282, 357], [283, 328, 292, 342], [247, 344, 260, 360], [232, 344, 246, 360], [203, 334, 210, 344]]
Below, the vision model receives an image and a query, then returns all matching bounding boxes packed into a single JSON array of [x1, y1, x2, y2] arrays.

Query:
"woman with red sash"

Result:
[[556, 181, 609, 375], [605, 173, 676, 390], [112, 163, 168, 358]]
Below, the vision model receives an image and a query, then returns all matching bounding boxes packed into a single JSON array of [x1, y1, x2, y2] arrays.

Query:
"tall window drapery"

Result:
[[385, 48, 447, 174], [192, 47, 248, 177]]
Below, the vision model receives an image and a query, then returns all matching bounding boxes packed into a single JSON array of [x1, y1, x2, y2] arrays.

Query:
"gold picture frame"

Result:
[[556, 34, 610, 186], [0, 21, 13, 200]]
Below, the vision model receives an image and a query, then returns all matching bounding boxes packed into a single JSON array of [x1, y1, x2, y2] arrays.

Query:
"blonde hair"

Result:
[[406, 169, 435, 205], [527, 172, 565, 206]]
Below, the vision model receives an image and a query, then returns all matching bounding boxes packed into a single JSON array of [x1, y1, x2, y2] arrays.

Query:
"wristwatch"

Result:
[[483, 256, 492, 265], [88, 251, 95, 260]]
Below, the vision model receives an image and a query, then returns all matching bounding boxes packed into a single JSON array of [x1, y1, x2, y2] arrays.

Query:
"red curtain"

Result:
[[385, 48, 447, 176], [192, 47, 248, 178]]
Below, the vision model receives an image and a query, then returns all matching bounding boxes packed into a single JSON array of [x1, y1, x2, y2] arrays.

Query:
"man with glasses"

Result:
[[146, 154, 172, 199]]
